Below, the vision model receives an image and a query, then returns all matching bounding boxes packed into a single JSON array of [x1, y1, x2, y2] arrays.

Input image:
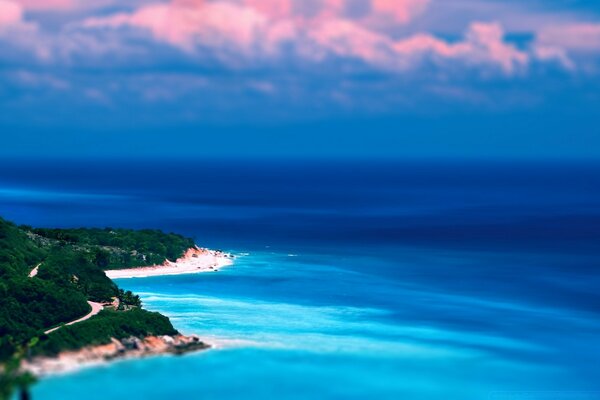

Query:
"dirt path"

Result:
[[44, 301, 104, 335]]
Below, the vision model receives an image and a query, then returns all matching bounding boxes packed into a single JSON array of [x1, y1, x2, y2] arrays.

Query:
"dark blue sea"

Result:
[[1, 159, 599, 399]]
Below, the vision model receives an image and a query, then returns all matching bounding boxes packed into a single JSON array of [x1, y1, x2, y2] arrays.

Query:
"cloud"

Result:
[[242, 0, 293, 19], [533, 45, 574, 70], [537, 23, 600, 53], [12, 0, 73, 11], [1, 0, 599, 130], [305, 18, 394, 66], [83, 1, 294, 59], [0, 0, 50, 59], [462, 22, 529, 73], [0, 1, 143, 65], [0, 0, 597, 116], [0, 0, 24, 26], [316, 21, 529, 74], [80, 0, 539, 74], [370, 0, 429, 23]]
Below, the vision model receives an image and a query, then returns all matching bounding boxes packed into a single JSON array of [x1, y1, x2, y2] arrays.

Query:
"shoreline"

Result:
[[105, 246, 234, 279], [22, 334, 210, 377], [25, 246, 236, 377]]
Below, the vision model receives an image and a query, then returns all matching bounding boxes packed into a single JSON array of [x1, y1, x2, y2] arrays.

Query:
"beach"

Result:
[[105, 247, 234, 279]]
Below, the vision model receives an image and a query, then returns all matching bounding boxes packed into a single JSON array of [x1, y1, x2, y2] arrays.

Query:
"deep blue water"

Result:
[[1, 160, 600, 399]]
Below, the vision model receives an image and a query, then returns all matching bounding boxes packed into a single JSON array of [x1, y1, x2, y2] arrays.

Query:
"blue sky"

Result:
[[1, 0, 600, 159]]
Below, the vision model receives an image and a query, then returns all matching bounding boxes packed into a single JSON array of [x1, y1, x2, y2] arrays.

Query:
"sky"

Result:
[[1, 0, 600, 159]]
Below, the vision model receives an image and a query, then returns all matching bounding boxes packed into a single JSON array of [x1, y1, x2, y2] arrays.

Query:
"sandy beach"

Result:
[[105, 247, 234, 279]]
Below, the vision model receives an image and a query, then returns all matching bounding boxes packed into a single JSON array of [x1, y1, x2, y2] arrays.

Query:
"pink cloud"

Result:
[[305, 18, 395, 67], [533, 45, 574, 70], [371, 0, 429, 23], [12, 0, 73, 11], [319, 0, 345, 18], [0, 0, 54, 60], [84, 1, 298, 58], [309, 21, 529, 73], [391, 23, 529, 74], [537, 23, 600, 53], [0, 0, 23, 26], [78, 1, 572, 75], [464, 22, 528, 72], [242, 0, 293, 19]]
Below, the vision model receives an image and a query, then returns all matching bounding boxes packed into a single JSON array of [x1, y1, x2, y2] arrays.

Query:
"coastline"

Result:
[[22, 334, 210, 377], [25, 246, 235, 377], [105, 246, 234, 279]]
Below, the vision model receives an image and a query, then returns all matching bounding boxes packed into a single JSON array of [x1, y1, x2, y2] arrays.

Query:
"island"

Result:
[[0, 216, 233, 400]]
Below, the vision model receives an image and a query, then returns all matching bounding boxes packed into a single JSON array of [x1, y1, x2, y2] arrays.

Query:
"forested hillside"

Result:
[[30, 226, 195, 269], [0, 217, 195, 397]]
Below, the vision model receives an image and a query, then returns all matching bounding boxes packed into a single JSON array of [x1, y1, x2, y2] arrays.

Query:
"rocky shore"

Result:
[[22, 335, 210, 377]]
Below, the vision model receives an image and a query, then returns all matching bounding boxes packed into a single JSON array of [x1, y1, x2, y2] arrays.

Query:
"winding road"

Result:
[[44, 301, 104, 335], [29, 263, 105, 335]]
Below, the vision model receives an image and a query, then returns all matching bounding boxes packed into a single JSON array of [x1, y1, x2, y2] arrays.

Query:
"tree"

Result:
[[94, 249, 111, 269]]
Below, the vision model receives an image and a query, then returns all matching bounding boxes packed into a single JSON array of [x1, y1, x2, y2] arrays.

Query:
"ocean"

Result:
[[1, 159, 599, 399]]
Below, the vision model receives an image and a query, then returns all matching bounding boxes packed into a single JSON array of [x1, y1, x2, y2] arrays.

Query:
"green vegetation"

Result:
[[30, 227, 195, 269], [0, 217, 194, 399], [117, 289, 141, 309], [0, 276, 90, 356], [0, 218, 91, 361], [38, 247, 118, 303], [0, 218, 44, 278], [34, 309, 178, 357]]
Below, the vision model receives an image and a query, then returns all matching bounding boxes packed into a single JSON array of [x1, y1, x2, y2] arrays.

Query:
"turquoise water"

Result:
[[32, 250, 598, 399]]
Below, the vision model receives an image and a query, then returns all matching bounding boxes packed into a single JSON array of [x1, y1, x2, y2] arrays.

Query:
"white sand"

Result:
[[105, 247, 234, 279]]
